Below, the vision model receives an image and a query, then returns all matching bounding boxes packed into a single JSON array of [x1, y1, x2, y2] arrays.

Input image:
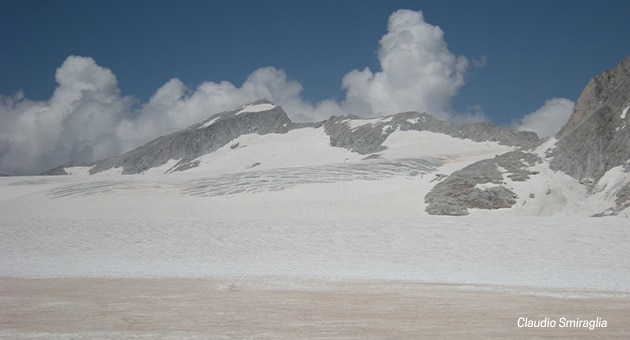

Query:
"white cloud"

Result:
[[514, 98, 575, 138], [0, 56, 133, 175], [341, 9, 469, 120], [0, 9, 479, 175], [0, 59, 343, 174]]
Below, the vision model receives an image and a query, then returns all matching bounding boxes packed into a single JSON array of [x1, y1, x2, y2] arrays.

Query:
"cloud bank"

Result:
[[0, 9, 563, 175], [514, 98, 575, 138]]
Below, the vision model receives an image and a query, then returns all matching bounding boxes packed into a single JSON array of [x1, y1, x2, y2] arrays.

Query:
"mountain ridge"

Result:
[[39, 56, 630, 217], [42, 100, 540, 175], [551, 57, 630, 180]]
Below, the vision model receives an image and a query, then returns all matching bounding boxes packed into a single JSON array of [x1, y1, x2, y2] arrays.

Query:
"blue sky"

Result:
[[1, 0, 629, 175]]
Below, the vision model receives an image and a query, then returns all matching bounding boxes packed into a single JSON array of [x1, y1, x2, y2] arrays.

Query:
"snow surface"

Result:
[[140, 158, 181, 175], [2, 124, 628, 294], [381, 129, 512, 163], [186, 128, 364, 176], [406, 117, 425, 124], [196, 103, 277, 129], [234, 102, 276, 115], [93, 166, 123, 175], [2, 163, 629, 293], [64, 166, 92, 175], [0, 186, 628, 292], [197, 116, 220, 129], [344, 117, 385, 129]]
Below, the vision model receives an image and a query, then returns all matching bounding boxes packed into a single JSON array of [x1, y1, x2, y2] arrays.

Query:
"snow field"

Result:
[[1, 215, 628, 293]]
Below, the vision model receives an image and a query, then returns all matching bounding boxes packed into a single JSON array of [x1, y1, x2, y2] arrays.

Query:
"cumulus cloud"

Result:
[[514, 98, 575, 138], [0, 9, 478, 175], [0, 56, 133, 175], [341, 9, 469, 120]]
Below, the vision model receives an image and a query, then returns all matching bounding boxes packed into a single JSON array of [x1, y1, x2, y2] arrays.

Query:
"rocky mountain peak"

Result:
[[550, 56, 630, 180], [191, 99, 285, 130], [89, 99, 292, 174], [557, 57, 630, 139]]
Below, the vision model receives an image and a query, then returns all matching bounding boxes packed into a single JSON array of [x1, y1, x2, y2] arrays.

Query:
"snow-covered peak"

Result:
[[343, 117, 384, 130], [198, 116, 220, 129], [234, 102, 277, 116], [196, 100, 278, 130]]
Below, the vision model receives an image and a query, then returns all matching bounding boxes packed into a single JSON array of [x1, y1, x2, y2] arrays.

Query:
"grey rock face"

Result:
[[615, 182, 630, 212], [455, 122, 541, 148], [550, 56, 630, 180], [593, 180, 630, 217], [425, 151, 541, 215], [324, 115, 390, 154], [91, 99, 292, 174]]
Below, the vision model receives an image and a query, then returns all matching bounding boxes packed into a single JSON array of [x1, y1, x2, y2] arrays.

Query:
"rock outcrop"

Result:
[[550, 56, 630, 180], [425, 151, 541, 215]]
